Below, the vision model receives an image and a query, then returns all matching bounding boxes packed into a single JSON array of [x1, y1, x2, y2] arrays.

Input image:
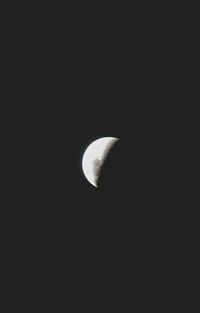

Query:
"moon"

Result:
[[82, 137, 119, 188]]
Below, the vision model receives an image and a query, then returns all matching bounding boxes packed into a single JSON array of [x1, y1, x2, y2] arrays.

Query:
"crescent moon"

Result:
[[82, 137, 119, 188]]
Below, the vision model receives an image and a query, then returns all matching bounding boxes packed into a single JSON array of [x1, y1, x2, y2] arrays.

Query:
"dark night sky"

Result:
[[34, 34, 179, 289], [6, 10, 188, 307]]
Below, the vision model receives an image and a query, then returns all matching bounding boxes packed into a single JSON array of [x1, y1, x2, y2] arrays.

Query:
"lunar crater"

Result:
[[92, 158, 102, 179]]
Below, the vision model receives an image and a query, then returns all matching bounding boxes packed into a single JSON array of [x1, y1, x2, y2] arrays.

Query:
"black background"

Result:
[[4, 7, 190, 309]]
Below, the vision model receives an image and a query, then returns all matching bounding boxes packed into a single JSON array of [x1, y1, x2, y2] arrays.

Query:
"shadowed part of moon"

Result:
[[98, 140, 124, 190]]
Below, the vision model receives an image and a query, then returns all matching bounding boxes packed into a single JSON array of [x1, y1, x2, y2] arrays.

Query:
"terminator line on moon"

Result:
[[82, 137, 119, 187]]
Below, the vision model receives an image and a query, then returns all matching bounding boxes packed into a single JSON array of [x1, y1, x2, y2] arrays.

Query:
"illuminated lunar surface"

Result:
[[82, 137, 119, 187]]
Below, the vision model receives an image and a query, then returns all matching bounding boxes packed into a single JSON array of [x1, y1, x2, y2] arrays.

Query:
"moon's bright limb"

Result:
[[82, 137, 119, 188]]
